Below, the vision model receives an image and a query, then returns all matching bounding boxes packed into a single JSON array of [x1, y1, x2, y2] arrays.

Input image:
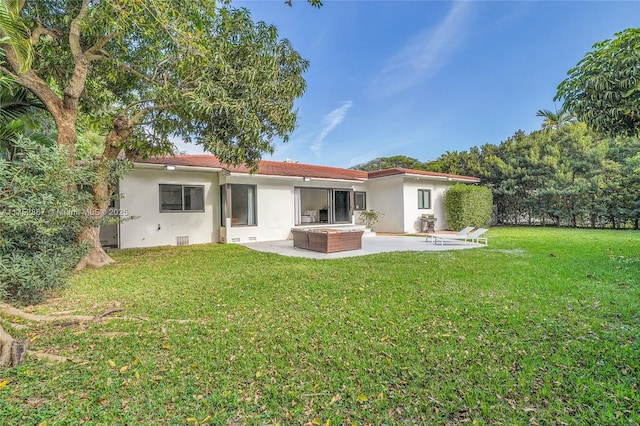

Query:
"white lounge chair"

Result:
[[431, 228, 488, 246], [426, 226, 474, 242]]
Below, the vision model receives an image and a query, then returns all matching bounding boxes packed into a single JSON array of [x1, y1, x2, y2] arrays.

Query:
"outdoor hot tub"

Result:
[[291, 228, 364, 253]]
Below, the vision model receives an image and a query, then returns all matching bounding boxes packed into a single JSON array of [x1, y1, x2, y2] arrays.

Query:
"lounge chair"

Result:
[[431, 228, 489, 246], [426, 226, 474, 242]]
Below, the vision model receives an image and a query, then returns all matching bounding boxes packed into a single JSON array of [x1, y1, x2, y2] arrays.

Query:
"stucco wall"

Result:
[[116, 164, 465, 248], [363, 176, 455, 233], [365, 178, 405, 233], [221, 175, 364, 243], [119, 167, 219, 249], [401, 179, 451, 232], [221, 175, 295, 243]]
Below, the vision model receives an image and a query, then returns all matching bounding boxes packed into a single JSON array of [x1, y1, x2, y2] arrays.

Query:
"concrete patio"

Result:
[[241, 235, 484, 259]]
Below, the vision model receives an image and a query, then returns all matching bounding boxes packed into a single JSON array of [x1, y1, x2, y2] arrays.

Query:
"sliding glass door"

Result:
[[295, 187, 352, 225], [333, 190, 351, 223]]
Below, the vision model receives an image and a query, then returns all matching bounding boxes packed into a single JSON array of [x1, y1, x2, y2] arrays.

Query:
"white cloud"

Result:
[[311, 100, 353, 155], [372, 1, 472, 96]]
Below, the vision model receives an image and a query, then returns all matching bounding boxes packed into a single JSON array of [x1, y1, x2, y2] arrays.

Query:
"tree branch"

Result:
[[86, 54, 105, 62], [150, 58, 172, 82], [116, 59, 154, 83], [30, 25, 58, 45], [5, 63, 63, 117], [69, 0, 90, 58], [85, 31, 118, 55], [65, 0, 114, 108], [130, 103, 174, 124], [0, 66, 17, 79], [123, 98, 157, 113]]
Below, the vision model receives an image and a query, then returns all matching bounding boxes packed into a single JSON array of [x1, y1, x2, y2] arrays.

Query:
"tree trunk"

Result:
[[75, 177, 115, 269], [54, 109, 79, 166], [75, 116, 134, 270], [75, 226, 115, 269], [0, 325, 27, 368]]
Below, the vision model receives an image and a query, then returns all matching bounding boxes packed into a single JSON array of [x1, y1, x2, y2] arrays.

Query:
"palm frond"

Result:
[[0, 85, 40, 123], [0, 0, 34, 72]]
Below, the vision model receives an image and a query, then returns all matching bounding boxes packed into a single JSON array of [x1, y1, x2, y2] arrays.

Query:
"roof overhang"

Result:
[[226, 172, 367, 184], [133, 162, 224, 173], [403, 173, 480, 183], [368, 172, 479, 184]]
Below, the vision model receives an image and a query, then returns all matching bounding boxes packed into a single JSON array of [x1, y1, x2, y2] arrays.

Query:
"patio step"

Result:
[[362, 228, 376, 238]]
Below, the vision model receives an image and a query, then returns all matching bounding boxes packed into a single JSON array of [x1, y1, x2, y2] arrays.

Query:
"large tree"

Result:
[[351, 155, 426, 171], [1, 0, 319, 268], [555, 28, 640, 137]]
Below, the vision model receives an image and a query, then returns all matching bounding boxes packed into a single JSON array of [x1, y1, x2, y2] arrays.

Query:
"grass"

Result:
[[1, 227, 639, 425]]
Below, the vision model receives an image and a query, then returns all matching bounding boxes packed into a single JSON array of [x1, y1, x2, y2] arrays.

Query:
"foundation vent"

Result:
[[231, 238, 241, 243], [248, 237, 257, 242], [176, 236, 190, 246]]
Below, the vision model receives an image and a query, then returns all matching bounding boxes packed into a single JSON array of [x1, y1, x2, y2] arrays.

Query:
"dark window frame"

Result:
[[159, 184, 205, 213], [354, 191, 367, 211], [418, 189, 431, 209]]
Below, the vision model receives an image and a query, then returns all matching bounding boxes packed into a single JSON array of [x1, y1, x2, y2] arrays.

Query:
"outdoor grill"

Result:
[[420, 215, 437, 233]]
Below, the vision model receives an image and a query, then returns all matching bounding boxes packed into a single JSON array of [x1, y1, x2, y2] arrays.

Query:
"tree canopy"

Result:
[[351, 155, 427, 171], [555, 28, 640, 137], [425, 122, 640, 229], [2, 0, 314, 166], [1, 0, 319, 267]]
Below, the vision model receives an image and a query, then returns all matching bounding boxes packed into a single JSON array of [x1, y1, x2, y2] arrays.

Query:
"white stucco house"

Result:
[[100, 155, 480, 249]]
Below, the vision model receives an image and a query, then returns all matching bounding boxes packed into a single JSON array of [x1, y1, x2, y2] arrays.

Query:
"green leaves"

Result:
[[555, 28, 640, 137], [444, 184, 493, 230], [352, 155, 427, 171], [8, 1, 310, 170], [0, 137, 94, 303], [166, 7, 308, 169], [428, 122, 640, 228], [0, 0, 34, 73]]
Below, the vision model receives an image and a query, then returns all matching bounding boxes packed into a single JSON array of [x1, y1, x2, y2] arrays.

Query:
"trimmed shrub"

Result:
[[444, 184, 493, 231], [0, 138, 90, 304]]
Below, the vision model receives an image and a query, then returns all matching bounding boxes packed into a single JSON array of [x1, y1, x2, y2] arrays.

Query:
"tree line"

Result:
[[354, 123, 640, 230], [429, 124, 640, 229]]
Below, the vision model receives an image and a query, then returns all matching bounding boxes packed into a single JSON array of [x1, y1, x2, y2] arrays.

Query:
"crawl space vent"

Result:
[[176, 236, 189, 246], [248, 237, 257, 242], [231, 238, 241, 243]]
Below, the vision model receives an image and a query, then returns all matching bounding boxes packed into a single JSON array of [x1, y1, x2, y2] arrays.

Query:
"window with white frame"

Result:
[[159, 184, 204, 212], [418, 189, 431, 209]]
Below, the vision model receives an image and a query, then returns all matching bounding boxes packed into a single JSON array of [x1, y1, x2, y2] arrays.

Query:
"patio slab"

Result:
[[241, 235, 484, 259]]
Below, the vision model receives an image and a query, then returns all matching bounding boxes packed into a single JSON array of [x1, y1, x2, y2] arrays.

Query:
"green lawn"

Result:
[[1, 228, 639, 425]]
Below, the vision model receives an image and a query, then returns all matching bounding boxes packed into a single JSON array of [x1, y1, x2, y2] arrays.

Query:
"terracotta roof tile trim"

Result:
[[140, 155, 479, 182]]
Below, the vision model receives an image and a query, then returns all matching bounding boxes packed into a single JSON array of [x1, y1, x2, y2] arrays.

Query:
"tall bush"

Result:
[[0, 137, 91, 304], [444, 184, 493, 231]]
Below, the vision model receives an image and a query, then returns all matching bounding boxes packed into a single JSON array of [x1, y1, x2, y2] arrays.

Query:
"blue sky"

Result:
[[177, 1, 640, 168]]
